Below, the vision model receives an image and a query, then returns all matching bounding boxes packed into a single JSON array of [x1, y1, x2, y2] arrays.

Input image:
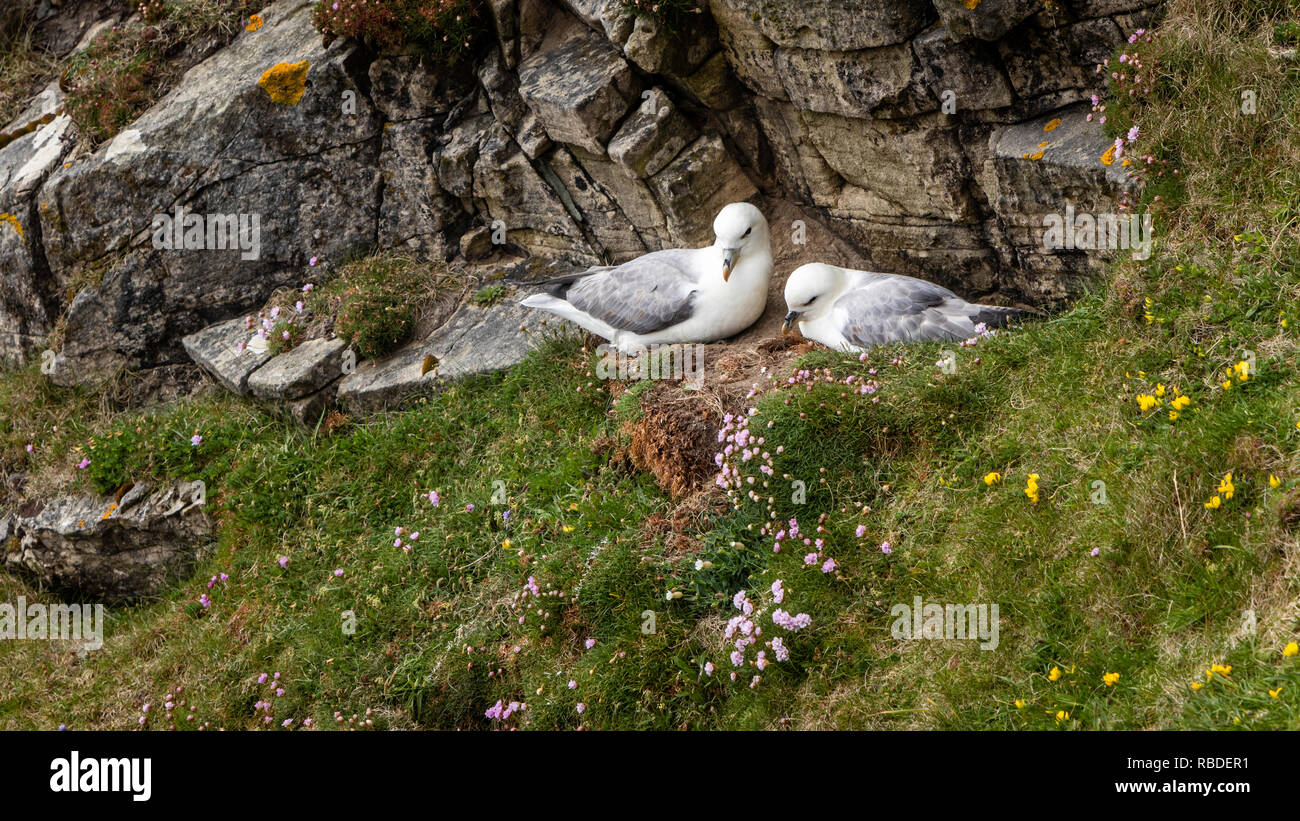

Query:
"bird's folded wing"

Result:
[[836, 276, 970, 348], [565, 249, 699, 335]]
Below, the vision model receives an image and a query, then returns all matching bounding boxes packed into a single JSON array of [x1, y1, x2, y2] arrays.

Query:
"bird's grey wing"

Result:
[[836, 275, 971, 348], [564, 249, 699, 334]]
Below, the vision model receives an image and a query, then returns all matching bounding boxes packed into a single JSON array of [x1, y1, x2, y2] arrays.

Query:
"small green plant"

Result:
[[0, 5, 60, 130], [61, 24, 162, 146], [470, 284, 506, 307], [60, 1, 257, 146], [266, 319, 303, 356], [309, 253, 449, 360], [1274, 21, 1300, 45], [84, 414, 207, 494], [311, 0, 482, 59], [613, 0, 706, 31]]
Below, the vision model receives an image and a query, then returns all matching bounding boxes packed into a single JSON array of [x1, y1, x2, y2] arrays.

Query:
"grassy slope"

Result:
[[2, 0, 1300, 729]]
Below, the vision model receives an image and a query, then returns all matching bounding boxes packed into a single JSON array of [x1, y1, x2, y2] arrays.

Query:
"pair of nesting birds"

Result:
[[520, 203, 1024, 355]]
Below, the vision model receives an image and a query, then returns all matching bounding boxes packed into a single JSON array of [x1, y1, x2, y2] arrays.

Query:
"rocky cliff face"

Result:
[[0, 0, 1155, 383]]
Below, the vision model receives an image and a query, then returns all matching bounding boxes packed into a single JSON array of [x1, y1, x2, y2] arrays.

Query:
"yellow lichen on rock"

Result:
[[258, 60, 310, 105], [0, 212, 22, 240], [246, 14, 264, 31]]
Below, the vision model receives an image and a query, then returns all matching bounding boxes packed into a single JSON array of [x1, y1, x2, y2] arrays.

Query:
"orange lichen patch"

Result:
[[1043, 118, 1061, 132], [258, 60, 310, 105], [1037, 141, 1050, 148], [964, 0, 981, 8], [246, 14, 264, 31], [1100, 144, 1117, 165], [0, 213, 22, 240], [1029, 150, 1044, 160]]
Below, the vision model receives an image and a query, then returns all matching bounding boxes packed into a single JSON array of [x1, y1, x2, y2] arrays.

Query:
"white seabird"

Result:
[[781, 262, 1027, 352], [520, 202, 772, 353]]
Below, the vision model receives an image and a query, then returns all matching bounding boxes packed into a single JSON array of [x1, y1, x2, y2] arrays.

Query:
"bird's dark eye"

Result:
[[807, 296, 817, 304], [742, 227, 752, 237]]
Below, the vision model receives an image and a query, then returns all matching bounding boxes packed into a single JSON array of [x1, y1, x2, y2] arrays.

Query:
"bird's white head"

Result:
[[712, 202, 769, 283], [782, 263, 844, 334]]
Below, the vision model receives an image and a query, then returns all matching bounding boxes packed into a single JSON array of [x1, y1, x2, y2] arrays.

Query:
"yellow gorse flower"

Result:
[[1055, 710, 1069, 723], [1103, 672, 1120, 686], [1283, 642, 1298, 658], [1136, 394, 1159, 412], [1269, 687, 1282, 699], [1171, 395, 1190, 410], [1048, 665, 1062, 682], [1217, 472, 1234, 500], [1014, 698, 1026, 709], [1025, 474, 1040, 504], [984, 471, 1002, 485], [1269, 474, 1281, 488], [1205, 496, 1221, 509]]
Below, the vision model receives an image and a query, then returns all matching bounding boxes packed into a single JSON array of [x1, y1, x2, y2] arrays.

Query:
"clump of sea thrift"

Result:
[[718, 582, 812, 682]]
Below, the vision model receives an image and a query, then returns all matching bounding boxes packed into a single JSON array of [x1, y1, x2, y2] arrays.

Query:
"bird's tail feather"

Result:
[[519, 293, 619, 341], [968, 304, 1031, 329]]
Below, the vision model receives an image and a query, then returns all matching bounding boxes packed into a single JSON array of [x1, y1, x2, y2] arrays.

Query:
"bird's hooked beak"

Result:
[[721, 247, 738, 282], [781, 310, 800, 335]]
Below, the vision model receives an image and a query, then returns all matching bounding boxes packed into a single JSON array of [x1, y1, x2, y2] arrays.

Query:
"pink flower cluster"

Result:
[[718, 583, 812, 681], [485, 699, 526, 721], [393, 525, 419, 553], [771, 609, 812, 632]]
